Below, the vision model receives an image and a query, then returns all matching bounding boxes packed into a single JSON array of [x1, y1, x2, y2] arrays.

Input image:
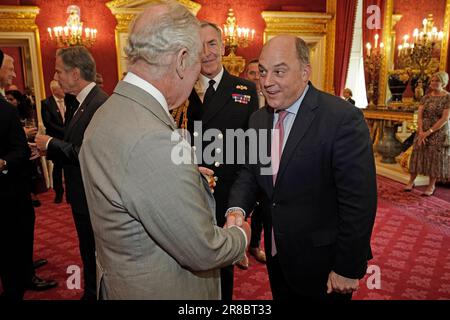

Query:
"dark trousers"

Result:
[[0, 193, 35, 300], [212, 179, 236, 300], [266, 255, 352, 301], [249, 203, 263, 249], [70, 204, 96, 300], [52, 160, 64, 196]]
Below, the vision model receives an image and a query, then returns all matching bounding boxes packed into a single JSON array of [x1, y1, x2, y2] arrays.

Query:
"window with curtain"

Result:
[[345, 0, 368, 108]]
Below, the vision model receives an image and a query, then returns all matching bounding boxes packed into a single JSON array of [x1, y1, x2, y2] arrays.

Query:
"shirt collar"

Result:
[[123, 71, 170, 117], [76, 82, 96, 107], [198, 66, 224, 92], [283, 84, 309, 115]]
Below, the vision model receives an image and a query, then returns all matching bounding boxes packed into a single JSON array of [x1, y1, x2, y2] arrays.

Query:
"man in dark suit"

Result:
[[41, 80, 66, 203], [36, 46, 108, 300], [343, 88, 355, 105], [227, 35, 377, 300], [186, 22, 258, 300], [0, 50, 57, 300]]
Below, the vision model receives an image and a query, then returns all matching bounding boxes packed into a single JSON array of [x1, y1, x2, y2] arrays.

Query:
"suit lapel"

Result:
[[201, 69, 233, 124], [65, 85, 99, 138], [273, 84, 319, 189]]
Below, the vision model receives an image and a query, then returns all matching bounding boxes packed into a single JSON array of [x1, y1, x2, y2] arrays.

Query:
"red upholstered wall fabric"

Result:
[[17, 0, 325, 97], [21, 0, 117, 97], [393, 0, 446, 68], [0, 46, 25, 92], [196, 0, 326, 65]]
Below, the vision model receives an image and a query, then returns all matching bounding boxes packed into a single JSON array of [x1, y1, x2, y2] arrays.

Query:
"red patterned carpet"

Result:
[[12, 176, 450, 300]]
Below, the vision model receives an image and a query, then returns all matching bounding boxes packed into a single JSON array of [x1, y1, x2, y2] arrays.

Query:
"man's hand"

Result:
[[225, 210, 245, 228], [326, 271, 359, 294], [28, 143, 40, 160], [198, 166, 216, 193], [35, 134, 51, 152], [24, 127, 38, 140]]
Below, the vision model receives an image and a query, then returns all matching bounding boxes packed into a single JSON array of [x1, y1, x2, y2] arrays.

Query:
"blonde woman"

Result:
[[405, 71, 450, 196]]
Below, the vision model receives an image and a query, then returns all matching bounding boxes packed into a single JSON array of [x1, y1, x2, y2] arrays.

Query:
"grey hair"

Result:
[[295, 37, 310, 66], [56, 46, 96, 82], [432, 71, 449, 87], [200, 21, 223, 43], [125, 0, 201, 72]]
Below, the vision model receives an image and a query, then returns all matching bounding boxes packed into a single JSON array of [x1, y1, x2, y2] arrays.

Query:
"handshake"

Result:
[[224, 209, 251, 256]]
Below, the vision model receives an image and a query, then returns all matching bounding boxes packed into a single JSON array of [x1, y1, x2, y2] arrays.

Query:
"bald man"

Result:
[[227, 35, 377, 300]]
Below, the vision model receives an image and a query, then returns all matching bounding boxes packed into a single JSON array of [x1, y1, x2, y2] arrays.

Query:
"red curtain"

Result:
[[334, 0, 358, 97]]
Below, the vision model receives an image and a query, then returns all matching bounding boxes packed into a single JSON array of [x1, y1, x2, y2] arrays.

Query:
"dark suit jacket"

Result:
[[187, 69, 258, 226], [228, 83, 377, 295], [41, 96, 65, 139], [346, 97, 355, 105], [47, 85, 108, 213], [0, 95, 30, 197]]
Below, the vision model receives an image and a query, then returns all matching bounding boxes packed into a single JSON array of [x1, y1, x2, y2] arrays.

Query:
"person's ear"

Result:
[[175, 48, 188, 79], [302, 64, 311, 81]]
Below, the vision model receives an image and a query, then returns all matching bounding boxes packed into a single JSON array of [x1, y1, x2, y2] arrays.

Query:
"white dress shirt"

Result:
[[195, 67, 224, 102], [123, 71, 171, 118]]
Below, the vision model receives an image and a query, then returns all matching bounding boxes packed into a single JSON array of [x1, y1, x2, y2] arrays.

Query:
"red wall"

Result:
[[0, 46, 25, 92], [196, 0, 326, 63], [17, 0, 325, 97], [393, 0, 446, 66], [22, 0, 117, 96]]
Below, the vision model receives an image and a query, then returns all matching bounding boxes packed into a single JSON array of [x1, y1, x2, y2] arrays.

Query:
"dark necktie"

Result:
[[203, 79, 216, 107]]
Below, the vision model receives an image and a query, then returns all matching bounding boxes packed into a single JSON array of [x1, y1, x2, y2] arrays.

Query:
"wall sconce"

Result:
[[47, 5, 97, 47], [222, 8, 255, 76]]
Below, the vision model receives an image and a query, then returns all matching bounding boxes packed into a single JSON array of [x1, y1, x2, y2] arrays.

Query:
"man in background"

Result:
[[41, 80, 66, 203], [36, 46, 108, 300], [186, 22, 258, 300], [343, 88, 355, 105]]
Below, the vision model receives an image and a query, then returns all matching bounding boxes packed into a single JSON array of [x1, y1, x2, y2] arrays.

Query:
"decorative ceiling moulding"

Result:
[[0, 5, 40, 32], [261, 5, 336, 94], [106, 0, 201, 79]]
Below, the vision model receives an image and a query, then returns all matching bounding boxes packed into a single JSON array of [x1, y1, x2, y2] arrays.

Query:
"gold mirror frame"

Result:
[[0, 5, 45, 124], [379, 0, 450, 105], [106, 0, 201, 80], [261, 1, 336, 94]]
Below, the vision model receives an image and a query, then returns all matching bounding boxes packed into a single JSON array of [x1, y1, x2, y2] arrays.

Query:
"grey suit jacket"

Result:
[[80, 81, 246, 299]]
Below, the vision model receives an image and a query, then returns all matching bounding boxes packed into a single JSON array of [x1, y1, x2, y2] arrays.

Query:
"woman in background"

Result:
[[404, 71, 450, 196]]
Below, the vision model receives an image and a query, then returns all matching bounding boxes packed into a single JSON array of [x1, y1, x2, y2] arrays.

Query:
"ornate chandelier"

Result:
[[47, 5, 97, 48]]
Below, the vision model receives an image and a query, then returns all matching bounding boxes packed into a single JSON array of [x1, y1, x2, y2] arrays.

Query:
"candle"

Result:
[[398, 44, 403, 57], [403, 34, 409, 46], [413, 28, 419, 42], [251, 29, 255, 40], [423, 18, 427, 32], [47, 27, 52, 39], [366, 42, 371, 57], [374, 34, 379, 48], [438, 31, 444, 40]]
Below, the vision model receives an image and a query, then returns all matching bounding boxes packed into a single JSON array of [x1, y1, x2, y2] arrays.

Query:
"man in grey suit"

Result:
[[79, 0, 250, 300]]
